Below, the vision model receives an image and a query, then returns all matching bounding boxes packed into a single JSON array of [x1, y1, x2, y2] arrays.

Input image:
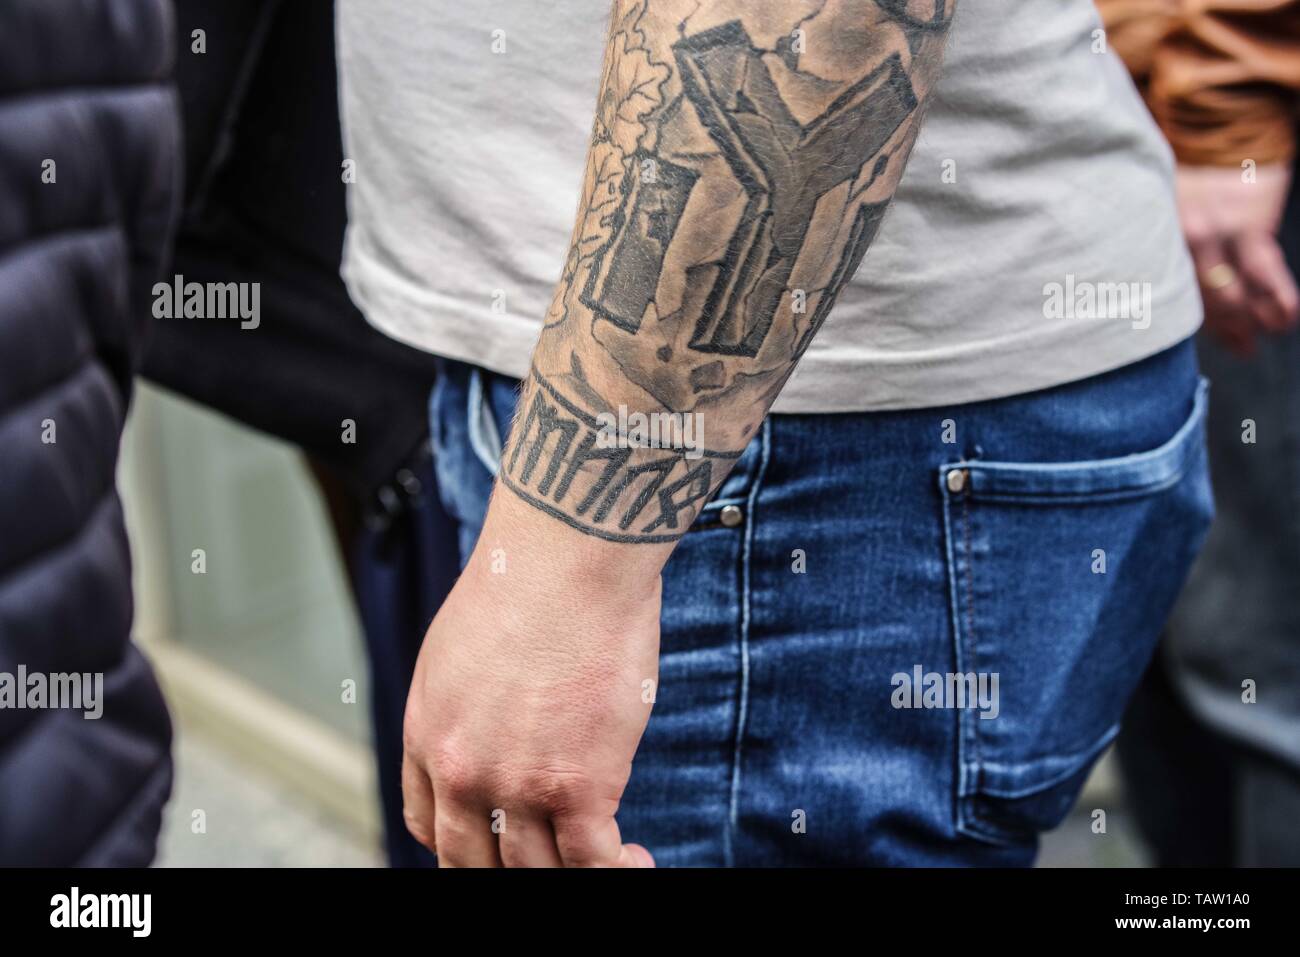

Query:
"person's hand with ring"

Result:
[[1177, 162, 1299, 355]]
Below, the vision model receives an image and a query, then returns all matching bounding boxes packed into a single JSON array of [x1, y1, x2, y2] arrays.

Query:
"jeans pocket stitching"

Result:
[[951, 377, 1210, 504], [960, 491, 980, 776]]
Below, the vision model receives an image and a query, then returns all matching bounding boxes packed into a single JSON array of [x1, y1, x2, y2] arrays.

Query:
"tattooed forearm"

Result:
[[501, 0, 955, 543]]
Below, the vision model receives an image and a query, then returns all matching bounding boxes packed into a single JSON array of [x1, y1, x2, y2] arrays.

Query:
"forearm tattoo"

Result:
[[501, 0, 955, 542]]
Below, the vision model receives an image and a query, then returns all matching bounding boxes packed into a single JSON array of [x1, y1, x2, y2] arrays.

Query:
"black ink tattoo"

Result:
[[583, 23, 915, 358], [502, 367, 743, 544], [506, 0, 955, 541]]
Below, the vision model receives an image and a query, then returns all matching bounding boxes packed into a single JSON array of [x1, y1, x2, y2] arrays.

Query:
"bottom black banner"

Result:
[[0, 866, 1281, 942]]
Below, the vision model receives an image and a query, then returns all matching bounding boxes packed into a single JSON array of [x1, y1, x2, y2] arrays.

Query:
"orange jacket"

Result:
[[1097, 0, 1300, 165]]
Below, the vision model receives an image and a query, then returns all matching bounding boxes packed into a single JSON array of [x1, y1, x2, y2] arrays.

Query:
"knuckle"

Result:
[[435, 758, 483, 803], [517, 768, 593, 814], [423, 735, 487, 800]]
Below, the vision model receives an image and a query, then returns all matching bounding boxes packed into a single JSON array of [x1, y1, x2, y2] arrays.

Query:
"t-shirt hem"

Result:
[[344, 246, 1204, 415], [772, 285, 1204, 413]]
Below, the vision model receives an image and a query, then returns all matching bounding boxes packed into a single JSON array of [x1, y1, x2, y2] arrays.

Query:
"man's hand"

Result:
[[401, 490, 663, 867], [1178, 162, 1299, 354]]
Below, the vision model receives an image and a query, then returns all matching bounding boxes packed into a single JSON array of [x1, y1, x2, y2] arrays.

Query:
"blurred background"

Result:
[[119, 385, 381, 866]]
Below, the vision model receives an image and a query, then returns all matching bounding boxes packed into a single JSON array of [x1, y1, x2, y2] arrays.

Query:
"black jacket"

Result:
[[148, 0, 440, 515], [0, 0, 178, 865]]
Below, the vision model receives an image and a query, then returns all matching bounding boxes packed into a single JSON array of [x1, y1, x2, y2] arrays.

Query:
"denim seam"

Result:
[[957, 723, 1125, 847], [725, 417, 771, 867], [952, 486, 992, 841], [977, 721, 1122, 799], [939, 480, 970, 834], [950, 377, 1210, 501], [967, 465, 1195, 505], [960, 490, 979, 783]]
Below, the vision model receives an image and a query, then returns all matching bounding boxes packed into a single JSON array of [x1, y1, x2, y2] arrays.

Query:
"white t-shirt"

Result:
[[336, 0, 1201, 413]]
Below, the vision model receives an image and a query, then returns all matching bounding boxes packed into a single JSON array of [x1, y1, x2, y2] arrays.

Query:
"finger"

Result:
[[553, 813, 654, 868], [401, 754, 438, 854], [1234, 231, 1300, 332], [433, 801, 504, 867], [497, 814, 565, 868], [1190, 237, 1255, 352], [1192, 237, 1250, 315]]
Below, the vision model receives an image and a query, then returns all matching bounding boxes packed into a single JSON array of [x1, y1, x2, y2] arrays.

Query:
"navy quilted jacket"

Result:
[[0, 0, 178, 864]]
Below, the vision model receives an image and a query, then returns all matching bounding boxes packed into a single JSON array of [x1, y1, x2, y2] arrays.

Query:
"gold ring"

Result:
[[1203, 263, 1238, 290]]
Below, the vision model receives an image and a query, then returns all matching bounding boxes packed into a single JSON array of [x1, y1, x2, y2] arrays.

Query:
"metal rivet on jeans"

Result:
[[720, 504, 744, 528], [946, 468, 968, 494]]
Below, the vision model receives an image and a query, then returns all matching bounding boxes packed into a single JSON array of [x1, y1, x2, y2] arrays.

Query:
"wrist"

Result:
[[466, 479, 673, 603]]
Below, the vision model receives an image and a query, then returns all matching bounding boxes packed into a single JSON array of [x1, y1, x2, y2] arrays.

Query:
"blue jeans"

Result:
[[428, 338, 1212, 866]]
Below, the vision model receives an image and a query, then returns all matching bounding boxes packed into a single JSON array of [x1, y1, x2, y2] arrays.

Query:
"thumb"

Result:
[[615, 842, 656, 868]]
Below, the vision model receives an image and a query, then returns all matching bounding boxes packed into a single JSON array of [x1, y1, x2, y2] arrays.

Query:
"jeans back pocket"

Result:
[[940, 378, 1213, 846]]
